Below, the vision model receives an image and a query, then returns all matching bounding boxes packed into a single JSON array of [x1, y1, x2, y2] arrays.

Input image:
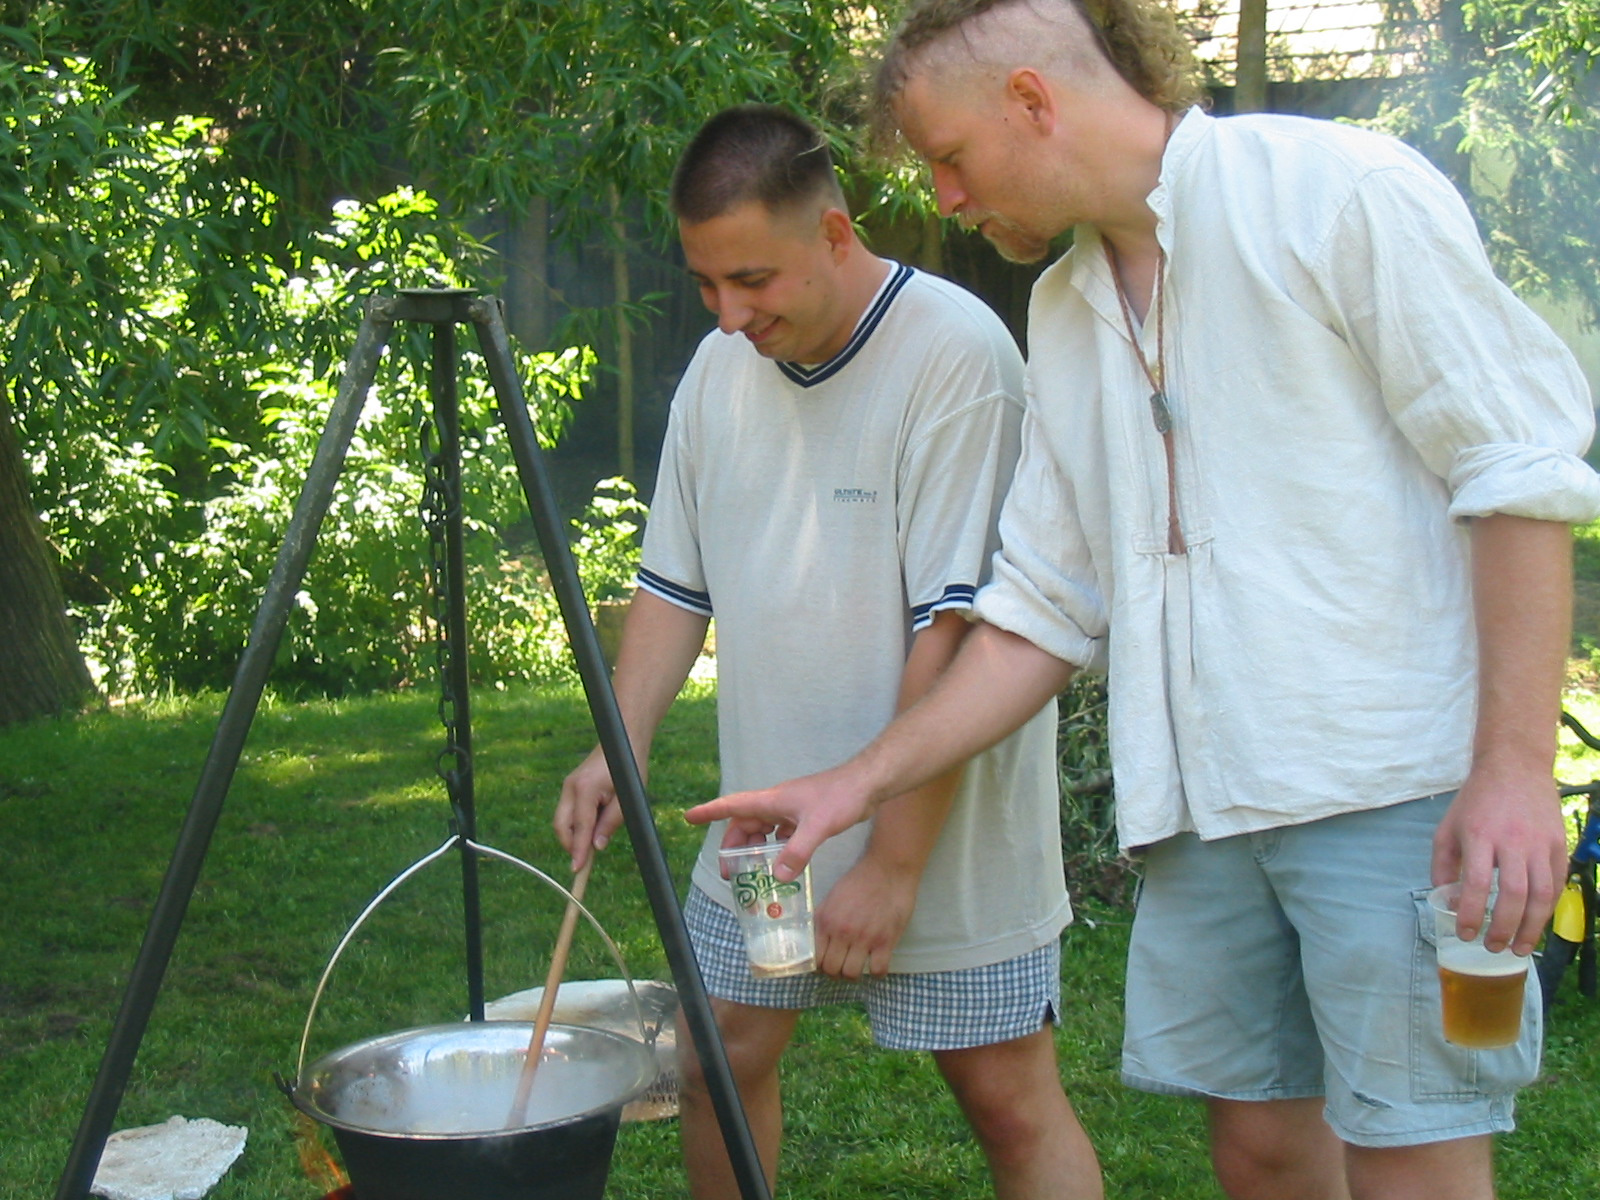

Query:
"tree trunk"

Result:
[[1235, 0, 1269, 113], [500, 197, 552, 349], [611, 186, 635, 482], [0, 387, 98, 726]]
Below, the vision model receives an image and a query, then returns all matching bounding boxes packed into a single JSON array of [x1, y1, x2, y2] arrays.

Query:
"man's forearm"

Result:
[[854, 621, 1076, 809], [1470, 513, 1571, 780]]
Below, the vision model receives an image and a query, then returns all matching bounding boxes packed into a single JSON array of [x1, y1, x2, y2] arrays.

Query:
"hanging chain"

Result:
[[417, 397, 469, 806]]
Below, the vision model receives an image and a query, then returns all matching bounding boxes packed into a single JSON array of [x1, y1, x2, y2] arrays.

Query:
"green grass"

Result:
[[5, 683, 1600, 1198]]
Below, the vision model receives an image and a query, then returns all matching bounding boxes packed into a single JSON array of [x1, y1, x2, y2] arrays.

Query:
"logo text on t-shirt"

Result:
[[832, 488, 878, 504]]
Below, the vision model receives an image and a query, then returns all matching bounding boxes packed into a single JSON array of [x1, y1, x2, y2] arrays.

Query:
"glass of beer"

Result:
[[718, 840, 815, 978], [1427, 881, 1529, 1050]]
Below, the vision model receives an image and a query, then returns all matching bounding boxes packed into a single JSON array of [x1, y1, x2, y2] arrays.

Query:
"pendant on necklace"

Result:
[[1149, 390, 1173, 435]]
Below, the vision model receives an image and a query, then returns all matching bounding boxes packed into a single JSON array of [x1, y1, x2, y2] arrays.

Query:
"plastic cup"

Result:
[[1427, 881, 1529, 1050], [717, 841, 815, 978]]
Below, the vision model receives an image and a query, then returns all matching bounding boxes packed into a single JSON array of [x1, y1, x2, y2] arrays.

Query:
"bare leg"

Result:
[[1208, 1097, 1351, 1200], [676, 998, 800, 1200], [1344, 1134, 1494, 1200], [934, 1027, 1104, 1200]]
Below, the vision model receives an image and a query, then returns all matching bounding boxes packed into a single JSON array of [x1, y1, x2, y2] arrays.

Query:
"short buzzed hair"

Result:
[[671, 105, 846, 225], [873, 0, 1203, 147]]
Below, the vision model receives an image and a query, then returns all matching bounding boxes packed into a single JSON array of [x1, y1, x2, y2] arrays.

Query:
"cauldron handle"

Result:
[[295, 834, 651, 1083]]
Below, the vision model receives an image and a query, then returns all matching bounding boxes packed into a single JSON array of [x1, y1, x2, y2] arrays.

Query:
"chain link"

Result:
[[417, 400, 468, 797]]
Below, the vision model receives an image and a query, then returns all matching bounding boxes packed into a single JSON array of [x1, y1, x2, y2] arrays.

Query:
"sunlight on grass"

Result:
[[5, 672, 1599, 1199]]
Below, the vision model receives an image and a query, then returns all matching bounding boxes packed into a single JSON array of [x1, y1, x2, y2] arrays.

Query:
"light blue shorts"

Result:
[[1121, 793, 1542, 1148], [684, 885, 1061, 1052]]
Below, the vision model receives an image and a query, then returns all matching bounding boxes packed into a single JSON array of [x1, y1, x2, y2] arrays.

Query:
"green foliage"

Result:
[[3, 34, 667, 698], [1057, 674, 1126, 904], [13, 0, 898, 253], [0, 3, 931, 702], [1575, 518, 1600, 582], [570, 476, 649, 606], [58, 337, 599, 696], [389, 0, 886, 245], [1371, 0, 1600, 327], [24, 179, 600, 696]]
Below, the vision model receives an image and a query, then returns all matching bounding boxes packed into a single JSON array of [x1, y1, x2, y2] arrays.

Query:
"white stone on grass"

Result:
[[90, 1116, 247, 1200]]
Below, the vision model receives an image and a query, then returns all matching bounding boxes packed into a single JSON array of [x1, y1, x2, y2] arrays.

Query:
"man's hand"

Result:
[[685, 762, 881, 882], [813, 855, 921, 979], [1436, 513, 1573, 955], [1432, 764, 1566, 955], [555, 746, 630, 873]]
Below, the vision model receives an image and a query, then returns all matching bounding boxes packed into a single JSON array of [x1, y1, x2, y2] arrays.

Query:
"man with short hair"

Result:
[[687, 5, 1600, 1199], [555, 104, 1102, 1200]]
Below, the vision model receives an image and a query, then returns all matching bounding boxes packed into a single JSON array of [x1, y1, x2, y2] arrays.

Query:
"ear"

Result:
[[1006, 67, 1057, 136], [819, 207, 855, 262]]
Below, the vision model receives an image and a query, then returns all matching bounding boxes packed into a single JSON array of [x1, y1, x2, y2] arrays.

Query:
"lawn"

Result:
[[4, 675, 1600, 1198]]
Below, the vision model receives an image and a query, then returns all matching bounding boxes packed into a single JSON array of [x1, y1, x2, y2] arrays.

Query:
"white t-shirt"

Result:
[[642, 263, 1071, 973], [974, 108, 1600, 849]]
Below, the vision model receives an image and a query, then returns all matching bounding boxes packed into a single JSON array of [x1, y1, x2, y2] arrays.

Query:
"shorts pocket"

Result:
[[1408, 887, 1541, 1101]]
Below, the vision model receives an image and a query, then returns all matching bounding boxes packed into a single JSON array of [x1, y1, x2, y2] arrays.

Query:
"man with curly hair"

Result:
[[689, 2, 1600, 1197]]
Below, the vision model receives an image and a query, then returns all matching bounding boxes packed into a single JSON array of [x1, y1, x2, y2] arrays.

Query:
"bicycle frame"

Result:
[[1541, 711, 1600, 1010]]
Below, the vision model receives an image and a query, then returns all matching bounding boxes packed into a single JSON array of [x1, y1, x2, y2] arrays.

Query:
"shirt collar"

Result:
[[1062, 106, 1210, 328], [778, 262, 914, 388]]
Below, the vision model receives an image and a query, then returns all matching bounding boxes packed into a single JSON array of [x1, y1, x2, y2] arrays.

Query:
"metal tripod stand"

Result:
[[54, 289, 770, 1200]]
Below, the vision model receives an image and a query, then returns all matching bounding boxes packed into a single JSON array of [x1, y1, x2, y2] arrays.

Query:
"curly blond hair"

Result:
[[872, 0, 1204, 146]]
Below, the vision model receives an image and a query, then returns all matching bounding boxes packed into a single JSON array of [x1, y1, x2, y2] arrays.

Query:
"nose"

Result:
[[930, 163, 966, 219], [708, 286, 753, 336]]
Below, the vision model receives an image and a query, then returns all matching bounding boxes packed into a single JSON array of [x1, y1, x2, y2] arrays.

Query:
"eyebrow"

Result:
[[686, 266, 774, 284]]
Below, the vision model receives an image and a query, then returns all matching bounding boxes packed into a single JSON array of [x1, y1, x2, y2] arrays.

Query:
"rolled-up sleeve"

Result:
[[973, 409, 1109, 671], [1316, 158, 1600, 524], [1448, 442, 1600, 522]]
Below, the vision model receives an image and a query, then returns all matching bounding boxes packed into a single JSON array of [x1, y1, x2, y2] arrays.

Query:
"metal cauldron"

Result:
[[293, 1021, 654, 1200], [288, 836, 659, 1200]]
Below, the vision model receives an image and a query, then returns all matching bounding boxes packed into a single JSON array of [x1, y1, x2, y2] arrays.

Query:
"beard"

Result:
[[963, 211, 1052, 265]]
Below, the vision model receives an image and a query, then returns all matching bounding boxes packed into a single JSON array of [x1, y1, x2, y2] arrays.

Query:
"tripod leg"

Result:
[[54, 301, 396, 1200], [471, 298, 772, 1200]]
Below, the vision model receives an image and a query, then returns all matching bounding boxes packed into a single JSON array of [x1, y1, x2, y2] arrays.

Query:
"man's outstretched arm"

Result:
[[686, 621, 1076, 879]]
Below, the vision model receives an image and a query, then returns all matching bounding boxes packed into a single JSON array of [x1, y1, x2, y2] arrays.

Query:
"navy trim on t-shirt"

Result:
[[637, 567, 714, 617], [777, 263, 915, 389], [911, 582, 977, 632]]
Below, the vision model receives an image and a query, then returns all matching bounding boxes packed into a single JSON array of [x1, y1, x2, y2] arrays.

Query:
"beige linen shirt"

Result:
[[975, 109, 1600, 849]]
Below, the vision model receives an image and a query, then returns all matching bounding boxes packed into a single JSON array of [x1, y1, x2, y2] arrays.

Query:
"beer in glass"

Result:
[[1428, 881, 1529, 1050]]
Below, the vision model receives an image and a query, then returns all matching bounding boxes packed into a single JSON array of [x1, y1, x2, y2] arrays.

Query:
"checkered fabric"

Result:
[[684, 885, 1061, 1052]]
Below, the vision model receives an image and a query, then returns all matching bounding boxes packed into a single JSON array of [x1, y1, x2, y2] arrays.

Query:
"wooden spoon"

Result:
[[505, 859, 593, 1128]]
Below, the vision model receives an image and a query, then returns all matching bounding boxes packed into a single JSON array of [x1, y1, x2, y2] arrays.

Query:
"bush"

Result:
[[68, 339, 600, 695], [37, 190, 613, 696], [1057, 673, 1130, 905]]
